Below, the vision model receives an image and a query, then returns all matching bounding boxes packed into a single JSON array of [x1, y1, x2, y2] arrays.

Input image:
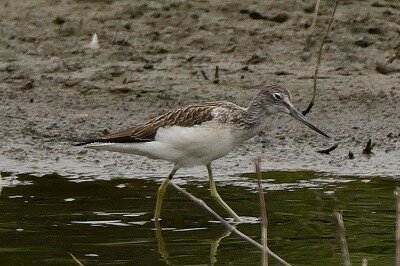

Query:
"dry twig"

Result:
[[317, 143, 338, 155], [169, 182, 291, 266], [69, 253, 85, 266], [302, 0, 338, 116], [213, 65, 220, 84], [200, 66, 220, 83], [200, 69, 209, 80], [310, 0, 321, 33], [334, 212, 351, 266], [362, 139, 374, 155], [255, 157, 268, 266]]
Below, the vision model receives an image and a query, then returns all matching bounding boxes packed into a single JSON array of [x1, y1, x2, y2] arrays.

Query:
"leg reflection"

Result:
[[155, 220, 172, 265], [155, 220, 233, 265], [210, 229, 231, 265]]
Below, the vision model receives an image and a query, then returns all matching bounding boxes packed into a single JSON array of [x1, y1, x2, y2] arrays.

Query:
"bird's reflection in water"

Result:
[[155, 220, 172, 265], [155, 221, 232, 265], [209, 228, 231, 265]]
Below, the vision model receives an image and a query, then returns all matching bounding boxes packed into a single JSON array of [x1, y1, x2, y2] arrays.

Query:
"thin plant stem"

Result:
[[169, 182, 291, 266], [255, 157, 268, 266], [303, 0, 338, 116], [334, 212, 351, 266], [200, 69, 209, 80], [69, 253, 85, 266], [310, 0, 321, 33], [0, 173, 3, 196], [213, 65, 220, 84], [395, 187, 400, 266]]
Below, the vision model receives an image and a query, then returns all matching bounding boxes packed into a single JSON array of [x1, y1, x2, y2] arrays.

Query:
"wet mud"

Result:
[[0, 0, 399, 179]]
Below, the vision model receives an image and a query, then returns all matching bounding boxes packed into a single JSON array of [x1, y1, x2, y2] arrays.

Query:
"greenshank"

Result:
[[76, 84, 329, 222]]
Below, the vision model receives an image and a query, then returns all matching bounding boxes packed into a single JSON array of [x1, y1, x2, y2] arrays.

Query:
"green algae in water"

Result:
[[0, 171, 397, 265]]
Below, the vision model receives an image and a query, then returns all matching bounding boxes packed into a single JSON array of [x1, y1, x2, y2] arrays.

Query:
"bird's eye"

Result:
[[272, 93, 282, 100]]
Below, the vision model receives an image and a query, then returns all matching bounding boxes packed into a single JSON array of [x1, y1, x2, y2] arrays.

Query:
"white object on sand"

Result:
[[85, 33, 99, 49]]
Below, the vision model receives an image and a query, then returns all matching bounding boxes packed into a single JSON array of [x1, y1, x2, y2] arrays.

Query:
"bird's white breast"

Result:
[[84, 124, 246, 167], [148, 124, 238, 167]]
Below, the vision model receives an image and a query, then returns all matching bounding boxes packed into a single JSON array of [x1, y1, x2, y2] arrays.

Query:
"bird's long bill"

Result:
[[285, 102, 329, 138]]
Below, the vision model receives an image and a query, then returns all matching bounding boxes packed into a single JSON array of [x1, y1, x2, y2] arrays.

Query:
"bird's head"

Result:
[[260, 84, 329, 138]]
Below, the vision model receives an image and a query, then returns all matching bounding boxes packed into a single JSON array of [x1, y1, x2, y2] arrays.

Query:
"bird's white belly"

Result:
[[85, 125, 240, 167], [146, 125, 237, 167]]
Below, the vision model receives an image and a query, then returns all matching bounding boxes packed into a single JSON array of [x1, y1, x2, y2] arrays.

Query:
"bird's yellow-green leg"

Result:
[[207, 164, 242, 222], [154, 167, 179, 221], [154, 178, 169, 221]]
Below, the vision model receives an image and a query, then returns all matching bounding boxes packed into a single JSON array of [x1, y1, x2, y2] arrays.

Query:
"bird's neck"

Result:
[[245, 97, 269, 125], [225, 97, 270, 142], [232, 97, 270, 143]]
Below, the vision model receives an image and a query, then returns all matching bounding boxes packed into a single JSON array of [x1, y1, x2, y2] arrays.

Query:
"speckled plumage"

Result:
[[77, 84, 328, 221], [77, 84, 327, 167]]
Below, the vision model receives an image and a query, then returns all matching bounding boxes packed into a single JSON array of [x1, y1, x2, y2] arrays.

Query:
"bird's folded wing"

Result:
[[75, 104, 222, 145]]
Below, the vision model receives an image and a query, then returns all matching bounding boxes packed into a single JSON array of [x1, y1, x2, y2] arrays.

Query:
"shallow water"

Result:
[[0, 171, 398, 265]]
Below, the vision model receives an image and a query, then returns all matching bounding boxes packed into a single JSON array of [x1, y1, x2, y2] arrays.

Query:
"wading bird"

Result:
[[76, 84, 329, 222]]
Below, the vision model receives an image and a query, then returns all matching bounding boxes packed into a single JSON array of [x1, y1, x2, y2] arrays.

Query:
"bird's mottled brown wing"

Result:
[[76, 104, 221, 145]]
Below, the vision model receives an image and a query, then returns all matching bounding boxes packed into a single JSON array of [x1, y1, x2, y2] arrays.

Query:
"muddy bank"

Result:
[[0, 0, 399, 180]]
